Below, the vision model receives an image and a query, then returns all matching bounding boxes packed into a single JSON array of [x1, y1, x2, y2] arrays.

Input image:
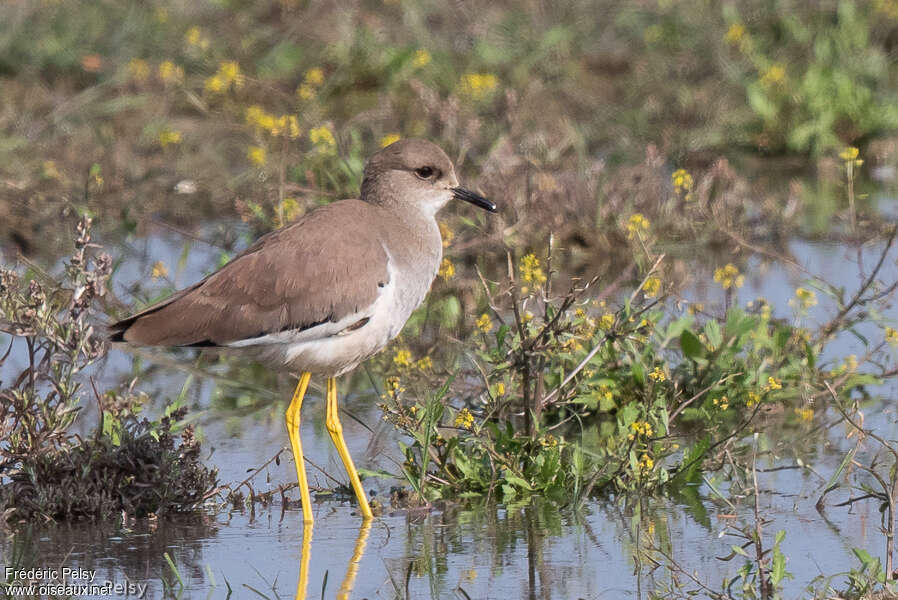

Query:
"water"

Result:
[[3, 221, 898, 599]]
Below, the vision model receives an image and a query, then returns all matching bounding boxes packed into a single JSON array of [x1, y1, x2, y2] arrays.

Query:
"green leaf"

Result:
[[679, 330, 705, 360]]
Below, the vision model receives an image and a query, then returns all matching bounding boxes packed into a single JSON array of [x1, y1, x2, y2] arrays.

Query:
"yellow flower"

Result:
[[438, 257, 455, 280], [204, 75, 224, 93], [414, 356, 433, 370], [245, 105, 276, 133], [839, 146, 863, 168], [454, 407, 475, 429], [247, 145, 266, 166], [642, 277, 661, 298], [184, 26, 210, 50], [158, 129, 182, 148], [760, 63, 786, 87], [380, 133, 401, 148], [630, 420, 654, 438], [393, 349, 412, 367], [626, 213, 650, 240], [540, 433, 558, 447], [309, 125, 336, 153], [270, 115, 301, 139], [438, 221, 454, 248], [522, 311, 534, 323], [763, 376, 782, 392], [672, 169, 693, 199], [127, 58, 150, 82], [746, 391, 760, 407], [599, 312, 614, 330], [495, 382, 506, 396], [724, 23, 745, 44], [475, 313, 493, 333], [638, 453, 654, 474], [648, 366, 666, 382], [519, 253, 547, 286], [713, 264, 744, 290], [789, 287, 817, 310], [412, 49, 432, 67], [886, 326, 898, 346], [151, 261, 168, 280], [458, 73, 498, 100], [158, 61, 184, 85], [304, 67, 324, 87], [296, 84, 315, 100], [794, 407, 814, 422], [712, 395, 729, 410]]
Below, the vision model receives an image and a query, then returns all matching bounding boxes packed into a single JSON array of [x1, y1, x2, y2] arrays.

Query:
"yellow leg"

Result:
[[325, 377, 373, 520], [286, 372, 314, 524], [337, 521, 371, 600], [294, 522, 313, 600]]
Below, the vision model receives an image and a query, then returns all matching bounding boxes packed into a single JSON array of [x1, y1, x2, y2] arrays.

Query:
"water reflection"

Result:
[[294, 522, 370, 600]]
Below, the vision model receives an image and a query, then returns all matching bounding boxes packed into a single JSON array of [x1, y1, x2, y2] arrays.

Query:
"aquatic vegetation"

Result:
[[0, 218, 217, 521]]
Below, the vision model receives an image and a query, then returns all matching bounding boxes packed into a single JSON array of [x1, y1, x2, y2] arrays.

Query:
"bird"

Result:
[[109, 138, 497, 523]]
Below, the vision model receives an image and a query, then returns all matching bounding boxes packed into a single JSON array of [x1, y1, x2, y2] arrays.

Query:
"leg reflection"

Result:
[[337, 521, 372, 600], [294, 523, 313, 600]]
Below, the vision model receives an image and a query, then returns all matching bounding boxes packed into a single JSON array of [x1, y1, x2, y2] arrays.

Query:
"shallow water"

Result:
[[3, 221, 898, 599]]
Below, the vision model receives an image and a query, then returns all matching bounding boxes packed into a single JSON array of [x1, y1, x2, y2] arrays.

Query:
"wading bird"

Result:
[[110, 139, 496, 523]]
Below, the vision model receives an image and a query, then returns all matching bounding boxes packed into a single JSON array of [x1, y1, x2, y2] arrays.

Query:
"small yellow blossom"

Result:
[[714, 264, 745, 290], [725, 23, 746, 44], [309, 125, 337, 153], [789, 287, 818, 310], [380, 133, 401, 148], [151, 261, 168, 280], [642, 277, 661, 298], [629, 420, 654, 439], [184, 26, 210, 50], [638, 453, 654, 474], [247, 145, 266, 167], [522, 311, 534, 323], [839, 146, 864, 168], [763, 376, 782, 392], [454, 407, 475, 429], [648, 366, 666, 382], [599, 312, 615, 330], [438, 221, 454, 248], [412, 49, 432, 67], [127, 58, 150, 82], [519, 253, 547, 286], [158, 129, 182, 148], [458, 73, 498, 100], [245, 105, 276, 133], [746, 391, 760, 407], [672, 169, 694, 199], [296, 84, 315, 100], [438, 257, 455, 280], [304, 67, 325, 87], [158, 61, 184, 85], [475, 313, 493, 333], [760, 63, 786, 87], [712, 395, 729, 410], [794, 407, 814, 422], [626, 213, 650, 240], [414, 356, 433, 371], [540, 433, 558, 447], [393, 349, 412, 368], [205, 61, 243, 93], [886, 327, 898, 346], [495, 382, 506, 396]]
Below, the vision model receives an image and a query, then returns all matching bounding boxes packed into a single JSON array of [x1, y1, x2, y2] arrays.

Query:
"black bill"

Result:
[[452, 187, 497, 213]]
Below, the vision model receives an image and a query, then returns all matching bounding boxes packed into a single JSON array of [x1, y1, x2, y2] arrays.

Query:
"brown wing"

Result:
[[109, 200, 390, 347]]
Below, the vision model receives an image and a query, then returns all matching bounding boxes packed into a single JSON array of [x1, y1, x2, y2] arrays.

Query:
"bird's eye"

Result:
[[414, 166, 436, 180]]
